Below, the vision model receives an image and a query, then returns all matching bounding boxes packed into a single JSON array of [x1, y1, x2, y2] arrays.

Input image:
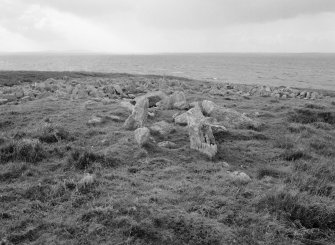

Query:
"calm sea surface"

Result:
[[0, 53, 334, 90]]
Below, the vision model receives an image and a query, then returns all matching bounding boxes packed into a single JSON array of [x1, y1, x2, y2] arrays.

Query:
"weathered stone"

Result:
[[123, 97, 149, 130], [202, 100, 217, 116], [173, 112, 188, 126], [134, 127, 151, 147], [228, 171, 251, 184], [83, 100, 100, 110], [260, 86, 271, 97], [170, 91, 188, 109], [137, 91, 168, 107], [202, 100, 260, 129], [186, 106, 217, 159], [158, 141, 177, 149], [87, 115, 105, 126], [113, 84, 124, 95], [150, 121, 175, 136]]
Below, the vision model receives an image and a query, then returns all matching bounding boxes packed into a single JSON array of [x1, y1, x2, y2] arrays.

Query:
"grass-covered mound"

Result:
[[0, 71, 335, 244]]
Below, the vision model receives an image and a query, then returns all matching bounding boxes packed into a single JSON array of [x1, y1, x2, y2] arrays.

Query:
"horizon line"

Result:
[[1, 51, 335, 55]]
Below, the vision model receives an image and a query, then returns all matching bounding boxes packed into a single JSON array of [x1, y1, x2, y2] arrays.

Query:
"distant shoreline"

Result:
[[1, 70, 334, 95]]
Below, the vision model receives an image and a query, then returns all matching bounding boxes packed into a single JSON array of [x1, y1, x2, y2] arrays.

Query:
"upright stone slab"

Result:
[[124, 97, 149, 130], [186, 106, 217, 159]]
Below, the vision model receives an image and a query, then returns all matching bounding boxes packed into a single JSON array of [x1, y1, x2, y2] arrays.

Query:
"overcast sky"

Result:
[[0, 0, 334, 53]]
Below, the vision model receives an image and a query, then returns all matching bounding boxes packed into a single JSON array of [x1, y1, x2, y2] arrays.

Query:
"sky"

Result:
[[0, 0, 334, 53]]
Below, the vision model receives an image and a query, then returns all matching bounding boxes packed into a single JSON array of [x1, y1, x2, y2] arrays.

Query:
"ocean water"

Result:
[[0, 53, 334, 90]]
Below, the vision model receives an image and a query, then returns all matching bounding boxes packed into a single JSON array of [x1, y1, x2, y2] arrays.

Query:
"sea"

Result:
[[0, 53, 334, 90]]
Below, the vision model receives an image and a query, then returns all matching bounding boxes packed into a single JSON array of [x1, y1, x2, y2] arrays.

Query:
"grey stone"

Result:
[[134, 127, 151, 147], [186, 106, 217, 159], [124, 97, 149, 130]]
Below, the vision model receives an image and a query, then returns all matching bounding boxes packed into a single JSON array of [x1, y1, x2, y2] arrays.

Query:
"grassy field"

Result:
[[1, 71, 335, 245]]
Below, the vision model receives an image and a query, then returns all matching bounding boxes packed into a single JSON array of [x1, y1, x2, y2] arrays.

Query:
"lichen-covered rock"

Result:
[[134, 127, 151, 147], [123, 97, 149, 130], [186, 106, 217, 159]]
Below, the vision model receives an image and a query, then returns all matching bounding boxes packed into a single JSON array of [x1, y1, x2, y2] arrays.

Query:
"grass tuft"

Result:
[[67, 148, 103, 170], [0, 139, 46, 164], [287, 108, 335, 124], [34, 124, 74, 143]]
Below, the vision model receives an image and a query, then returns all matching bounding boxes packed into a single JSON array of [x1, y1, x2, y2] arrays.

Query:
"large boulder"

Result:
[[186, 106, 217, 159], [134, 127, 151, 147], [123, 97, 149, 130]]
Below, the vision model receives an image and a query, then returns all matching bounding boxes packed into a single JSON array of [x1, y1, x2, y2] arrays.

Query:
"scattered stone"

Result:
[[78, 173, 96, 187], [186, 106, 217, 159], [158, 141, 177, 149], [173, 112, 188, 126], [134, 127, 151, 147], [113, 84, 125, 96], [228, 171, 251, 184], [124, 97, 149, 130], [202, 100, 217, 116], [169, 91, 188, 109], [87, 115, 105, 126]]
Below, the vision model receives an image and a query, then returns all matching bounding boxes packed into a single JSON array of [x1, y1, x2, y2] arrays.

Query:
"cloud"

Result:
[[14, 0, 335, 28], [0, 0, 334, 52]]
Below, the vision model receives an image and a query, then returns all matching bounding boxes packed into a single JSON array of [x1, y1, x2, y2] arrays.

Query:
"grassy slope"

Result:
[[1, 71, 335, 245]]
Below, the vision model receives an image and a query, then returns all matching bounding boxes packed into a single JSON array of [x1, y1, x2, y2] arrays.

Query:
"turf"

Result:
[[0, 71, 335, 245]]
